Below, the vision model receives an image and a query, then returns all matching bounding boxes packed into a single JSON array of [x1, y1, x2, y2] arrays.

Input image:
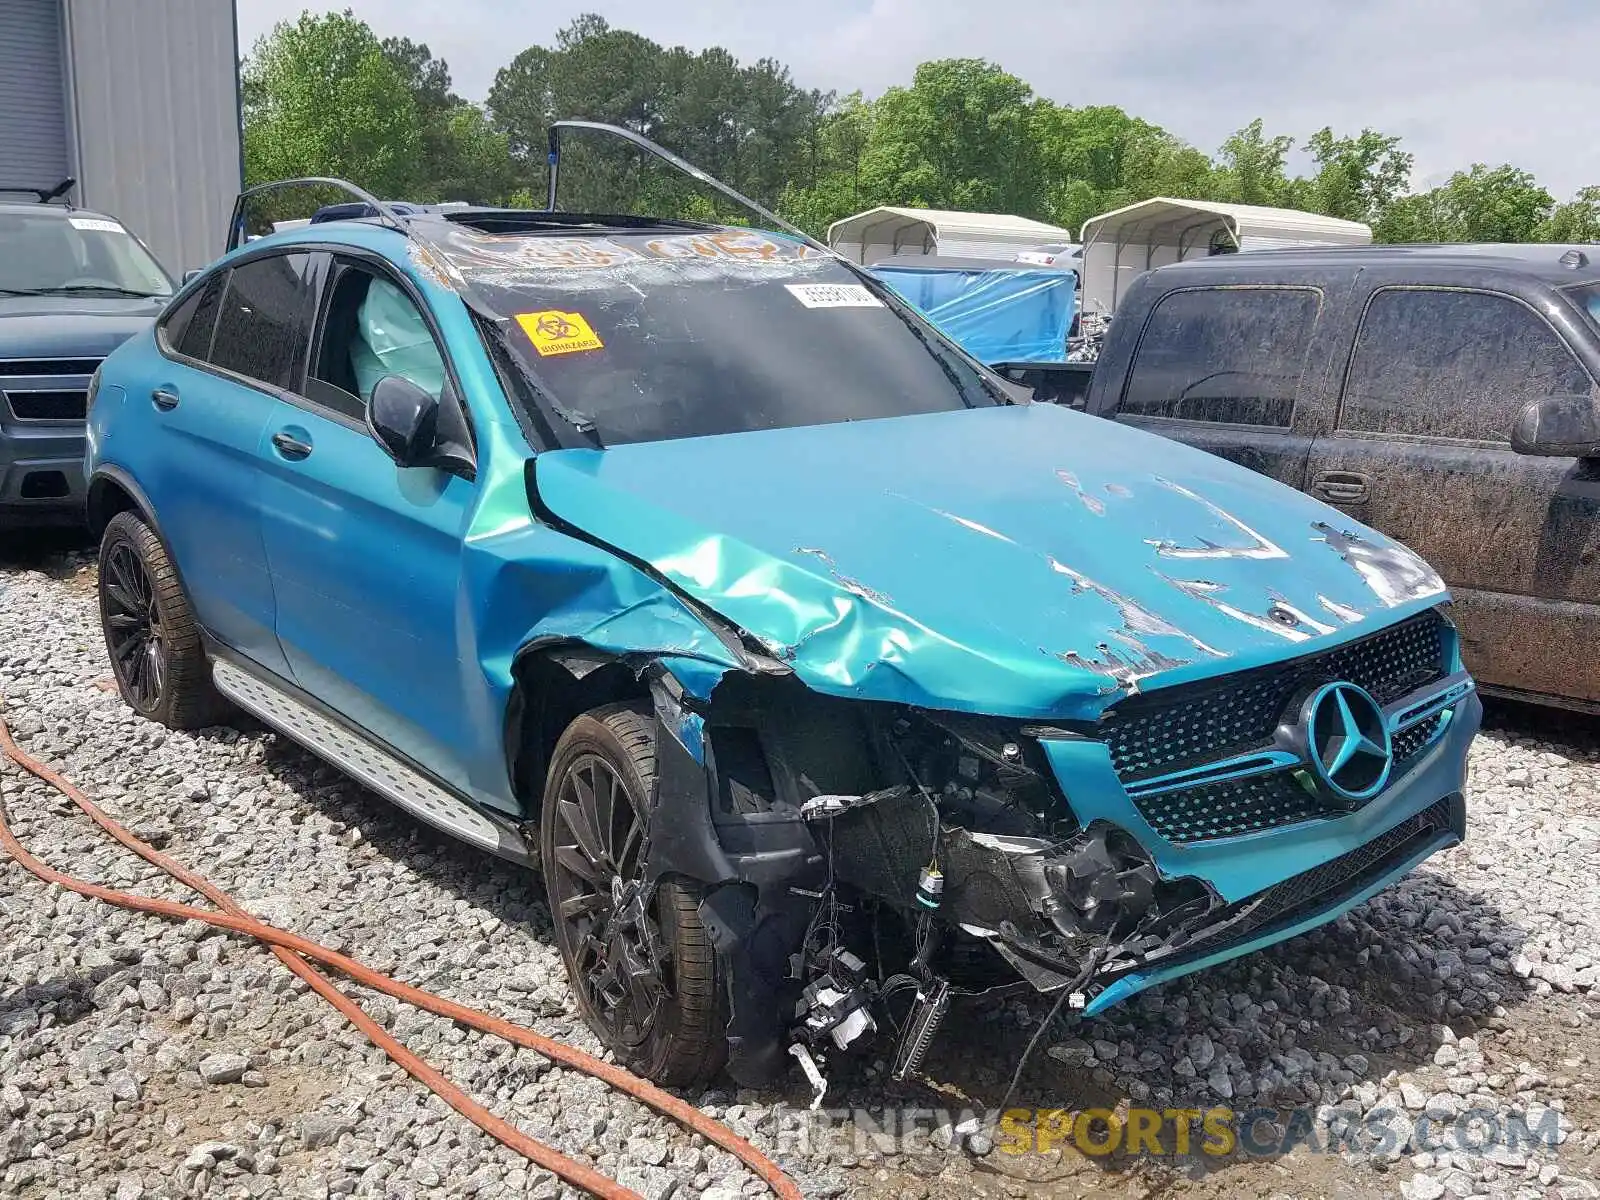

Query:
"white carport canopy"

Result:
[[1078, 197, 1372, 313], [827, 206, 1073, 265]]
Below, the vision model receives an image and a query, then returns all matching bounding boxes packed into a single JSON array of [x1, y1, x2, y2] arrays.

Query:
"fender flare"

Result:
[[86, 465, 163, 541]]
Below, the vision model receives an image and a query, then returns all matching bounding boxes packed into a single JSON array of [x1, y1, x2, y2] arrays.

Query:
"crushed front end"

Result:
[[643, 605, 1477, 1087]]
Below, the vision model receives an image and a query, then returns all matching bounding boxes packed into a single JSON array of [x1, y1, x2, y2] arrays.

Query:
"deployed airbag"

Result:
[[352, 276, 446, 400]]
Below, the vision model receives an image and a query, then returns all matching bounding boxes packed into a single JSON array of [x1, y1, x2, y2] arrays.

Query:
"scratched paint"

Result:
[[1313, 521, 1446, 607], [1146, 477, 1291, 561], [795, 547, 894, 607], [1160, 575, 1316, 643], [1056, 469, 1106, 516], [1049, 557, 1226, 666]]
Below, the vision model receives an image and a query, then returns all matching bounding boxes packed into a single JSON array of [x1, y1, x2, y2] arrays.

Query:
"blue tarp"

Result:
[[867, 262, 1076, 364]]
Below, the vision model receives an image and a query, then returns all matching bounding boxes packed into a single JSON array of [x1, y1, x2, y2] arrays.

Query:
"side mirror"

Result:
[[1511, 395, 1600, 458], [367, 374, 440, 467], [182, 269, 202, 284]]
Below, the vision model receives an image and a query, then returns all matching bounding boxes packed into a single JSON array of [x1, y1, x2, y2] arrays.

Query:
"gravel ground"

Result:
[[2, 544, 1598, 1200]]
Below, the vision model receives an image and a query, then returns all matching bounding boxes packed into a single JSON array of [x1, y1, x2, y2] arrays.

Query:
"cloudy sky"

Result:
[[235, 0, 1600, 199]]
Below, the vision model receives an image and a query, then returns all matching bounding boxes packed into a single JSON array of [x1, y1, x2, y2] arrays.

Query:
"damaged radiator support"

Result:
[[811, 783, 1214, 983], [789, 767, 1218, 1088]]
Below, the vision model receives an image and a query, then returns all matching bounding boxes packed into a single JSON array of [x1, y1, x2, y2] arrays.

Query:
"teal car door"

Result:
[[134, 255, 324, 677], [254, 255, 483, 800]]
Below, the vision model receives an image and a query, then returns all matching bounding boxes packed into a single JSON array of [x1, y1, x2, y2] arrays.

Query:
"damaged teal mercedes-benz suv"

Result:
[[84, 123, 1478, 1092]]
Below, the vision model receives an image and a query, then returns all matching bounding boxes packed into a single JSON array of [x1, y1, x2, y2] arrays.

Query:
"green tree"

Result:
[[1029, 104, 1216, 231], [1375, 164, 1555, 243], [778, 94, 874, 236], [856, 59, 1042, 216], [1212, 119, 1297, 207], [1536, 186, 1600, 242], [380, 36, 516, 203], [241, 10, 420, 196], [488, 14, 828, 218], [1303, 127, 1413, 223]]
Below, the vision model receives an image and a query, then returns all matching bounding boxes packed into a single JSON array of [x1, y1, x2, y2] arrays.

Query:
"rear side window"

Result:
[[1121, 287, 1321, 428], [1340, 288, 1595, 441], [207, 253, 318, 390], [161, 274, 224, 360]]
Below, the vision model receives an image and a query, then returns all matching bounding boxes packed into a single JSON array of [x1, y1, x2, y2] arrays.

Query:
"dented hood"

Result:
[[532, 404, 1446, 719]]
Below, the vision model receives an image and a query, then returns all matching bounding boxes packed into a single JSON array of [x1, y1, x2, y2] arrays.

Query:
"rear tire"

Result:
[[97, 511, 227, 730], [540, 702, 727, 1087]]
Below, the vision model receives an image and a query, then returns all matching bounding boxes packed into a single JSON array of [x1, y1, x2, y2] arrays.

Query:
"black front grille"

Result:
[[1138, 771, 1323, 843], [1392, 713, 1444, 766], [6, 390, 88, 421], [1105, 610, 1447, 785], [1246, 796, 1454, 925], [1138, 710, 1451, 845], [0, 357, 102, 377]]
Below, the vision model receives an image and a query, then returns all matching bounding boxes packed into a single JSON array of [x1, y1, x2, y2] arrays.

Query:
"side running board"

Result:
[[211, 660, 536, 867]]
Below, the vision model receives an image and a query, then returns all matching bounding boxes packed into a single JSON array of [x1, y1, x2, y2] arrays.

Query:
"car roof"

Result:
[[0, 199, 121, 223], [1154, 242, 1600, 286], [222, 208, 805, 275]]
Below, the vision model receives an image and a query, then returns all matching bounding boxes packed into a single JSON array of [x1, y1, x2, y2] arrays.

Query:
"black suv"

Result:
[[1084, 244, 1600, 713], [0, 188, 173, 528]]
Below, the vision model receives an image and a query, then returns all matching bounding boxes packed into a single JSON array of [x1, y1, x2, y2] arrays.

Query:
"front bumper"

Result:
[[1083, 787, 1465, 1014], [1040, 685, 1481, 1012], [0, 421, 87, 525]]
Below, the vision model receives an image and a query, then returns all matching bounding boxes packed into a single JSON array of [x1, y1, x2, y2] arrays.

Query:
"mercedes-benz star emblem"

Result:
[[1302, 681, 1392, 807]]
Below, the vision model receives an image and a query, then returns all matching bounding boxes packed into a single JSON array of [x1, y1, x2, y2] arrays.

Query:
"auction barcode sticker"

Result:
[[784, 283, 884, 309]]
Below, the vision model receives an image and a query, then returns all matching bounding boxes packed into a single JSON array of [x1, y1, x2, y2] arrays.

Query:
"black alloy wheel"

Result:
[[540, 704, 725, 1087], [549, 749, 665, 1050], [96, 510, 228, 730], [102, 539, 166, 711]]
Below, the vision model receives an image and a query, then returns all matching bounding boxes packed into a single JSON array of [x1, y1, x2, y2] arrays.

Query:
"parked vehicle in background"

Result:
[[0, 184, 173, 528], [83, 127, 1478, 1094], [1015, 242, 1082, 268], [1083, 243, 1600, 713]]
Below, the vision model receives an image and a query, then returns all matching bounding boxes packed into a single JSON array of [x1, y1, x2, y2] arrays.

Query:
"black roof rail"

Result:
[[545, 120, 829, 254], [0, 178, 76, 205], [225, 177, 412, 253]]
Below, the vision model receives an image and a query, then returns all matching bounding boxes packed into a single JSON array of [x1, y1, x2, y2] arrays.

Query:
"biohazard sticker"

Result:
[[515, 310, 604, 356], [784, 283, 883, 309]]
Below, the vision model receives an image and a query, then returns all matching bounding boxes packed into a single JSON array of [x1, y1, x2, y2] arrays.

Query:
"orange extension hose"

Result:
[[0, 707, 803, 1200]]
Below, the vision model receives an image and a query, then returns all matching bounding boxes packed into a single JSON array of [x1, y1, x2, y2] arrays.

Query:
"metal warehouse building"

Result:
[[0, 0, 241, 273]]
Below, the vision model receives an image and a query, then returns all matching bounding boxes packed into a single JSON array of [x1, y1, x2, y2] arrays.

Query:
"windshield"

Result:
[[1565, 281, 1600, 331], [0, 210, 172, 297], [435, 227, 1008, 447]]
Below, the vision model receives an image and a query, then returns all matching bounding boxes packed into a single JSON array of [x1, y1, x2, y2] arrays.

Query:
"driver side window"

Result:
[[307, 260, 448, 422]]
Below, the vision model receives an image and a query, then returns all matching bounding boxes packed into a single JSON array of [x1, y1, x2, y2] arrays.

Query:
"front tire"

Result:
[[97, 511, 226, 730], [540, 702, 727, 1087]]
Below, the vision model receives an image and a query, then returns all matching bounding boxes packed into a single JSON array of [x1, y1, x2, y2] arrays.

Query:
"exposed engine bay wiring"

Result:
[[0, 704, 803, 1200]]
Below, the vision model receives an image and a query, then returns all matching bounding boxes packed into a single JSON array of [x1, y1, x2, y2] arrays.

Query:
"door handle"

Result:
[[1312, 471, 1370, 504], [271, 431, 313, 460], [151, 387, 179, 411]]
